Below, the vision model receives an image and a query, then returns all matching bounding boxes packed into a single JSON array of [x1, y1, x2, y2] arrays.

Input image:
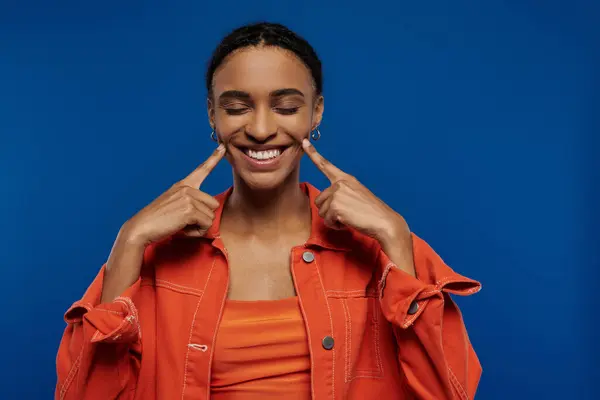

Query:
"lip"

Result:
[[230, 144, 294, 171], [233, 144, 292, 151]]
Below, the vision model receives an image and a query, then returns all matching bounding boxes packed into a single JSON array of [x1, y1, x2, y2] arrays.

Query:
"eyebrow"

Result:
[[270, 88, 304, 98], [219, 90, 251, 101], [218, 88, 304, 102]]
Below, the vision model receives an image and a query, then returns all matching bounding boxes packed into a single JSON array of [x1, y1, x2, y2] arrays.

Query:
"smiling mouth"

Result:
[[233, 145, 292, 162]]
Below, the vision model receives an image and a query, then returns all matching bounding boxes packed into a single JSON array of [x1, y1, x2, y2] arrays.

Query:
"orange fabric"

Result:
[[210, 297, 310, 399], [55, 183, 482, 400]]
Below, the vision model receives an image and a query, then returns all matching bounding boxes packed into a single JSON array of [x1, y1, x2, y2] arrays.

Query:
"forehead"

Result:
[[212, 46, 314, 96]]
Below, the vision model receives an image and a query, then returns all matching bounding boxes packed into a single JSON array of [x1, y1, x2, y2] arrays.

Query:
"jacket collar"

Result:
[[205, 182, 352, 252]]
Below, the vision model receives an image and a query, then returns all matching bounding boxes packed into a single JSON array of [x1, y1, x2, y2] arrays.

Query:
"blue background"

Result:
[[1, 1, 598, 398]]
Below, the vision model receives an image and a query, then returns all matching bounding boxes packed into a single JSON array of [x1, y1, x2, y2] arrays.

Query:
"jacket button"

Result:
[[302, 251, 315, 263], [408, 301, 419, 315], [322, 336, 334, 350]]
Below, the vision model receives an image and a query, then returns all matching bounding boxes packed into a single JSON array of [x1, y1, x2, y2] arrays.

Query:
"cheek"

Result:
[[278, 113, 313, 140], [214, 114, 243, 142]]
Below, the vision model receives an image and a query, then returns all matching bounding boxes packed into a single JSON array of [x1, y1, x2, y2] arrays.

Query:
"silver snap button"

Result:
[[302, 251, 315, 263]]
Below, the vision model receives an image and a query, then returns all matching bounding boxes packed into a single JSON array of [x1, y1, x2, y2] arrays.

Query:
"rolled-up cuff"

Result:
[[379, 263, 480, 328], [377, 234, 481, 328], [64, 277, 141, 344]]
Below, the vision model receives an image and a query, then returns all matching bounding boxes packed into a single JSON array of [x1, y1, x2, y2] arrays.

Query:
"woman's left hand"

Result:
[[302, 139, 415, 276]]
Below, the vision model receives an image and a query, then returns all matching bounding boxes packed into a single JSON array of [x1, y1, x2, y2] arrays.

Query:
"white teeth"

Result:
[[247, 149, 281, 160]]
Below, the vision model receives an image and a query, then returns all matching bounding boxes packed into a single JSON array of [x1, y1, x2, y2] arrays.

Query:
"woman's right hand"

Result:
[[124, 143, 226, 246], [100, 144, 226, 303]]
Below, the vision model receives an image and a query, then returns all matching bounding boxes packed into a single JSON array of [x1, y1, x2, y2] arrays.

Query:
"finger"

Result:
[[182, 216, 212, 237], [314, 185, 336, 207], [318, 196, 333, 219], [187, 209, 214, 229], [160, 189, 218, 222], [317, 194, 346, 231], [188, 197, 216, 221], [182, 227, 205, 237], [178, 186, 220, 210], [181, 144, 226, 188], [194, 191, 220, 210], [181, 202, 215, 237], [302, 139, 346, 182], [323, 204, 345, 230], [173, 196, 215, 227]]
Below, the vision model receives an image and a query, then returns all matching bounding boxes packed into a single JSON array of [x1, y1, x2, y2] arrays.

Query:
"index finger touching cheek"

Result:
[[302, 138, 345, 182], [180, 143, 226, 188]]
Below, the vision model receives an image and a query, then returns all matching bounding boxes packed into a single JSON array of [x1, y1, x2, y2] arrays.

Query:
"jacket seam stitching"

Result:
[[140, 281, 204, 297], [327, 289, 378, 298], [181, 299, 202, 399], [314, 255, 335, 400], [93, 308, 124, 316], [342, 298, 351, 383], [59, 332, 85, 400], [448, 365, 468, 400], [342, 298, 385, 383], [372, 296, 384, 376], [114, 297, 141, 340], [181, 257, 215, 399], [378, 263, 395, 298], [206, 259, 227, 399], [154, 279, 204, 297], [292, 262, 316, 400]]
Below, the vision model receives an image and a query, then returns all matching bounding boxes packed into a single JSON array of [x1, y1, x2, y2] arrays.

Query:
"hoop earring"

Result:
[[210, 129, 218, 142], [310, 127, 321, 141]]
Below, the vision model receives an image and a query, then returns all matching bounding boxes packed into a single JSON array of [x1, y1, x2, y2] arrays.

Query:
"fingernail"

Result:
[[217, 143, 225, 151], [302, 138, 311, 148]]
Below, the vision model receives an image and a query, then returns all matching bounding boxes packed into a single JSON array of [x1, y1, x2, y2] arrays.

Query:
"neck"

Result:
[[224, 171, 310, 237]]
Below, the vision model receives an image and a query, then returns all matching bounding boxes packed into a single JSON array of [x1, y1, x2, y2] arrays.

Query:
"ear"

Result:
[[312, 95, 324, 130], [207, 97, 216, 129]]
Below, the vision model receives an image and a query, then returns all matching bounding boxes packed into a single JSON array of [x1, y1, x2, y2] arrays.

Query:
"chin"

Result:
[[238, 170, 294, 191]]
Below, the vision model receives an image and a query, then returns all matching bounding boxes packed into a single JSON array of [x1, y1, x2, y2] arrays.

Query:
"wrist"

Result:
[[102, 247, 144, 304], [100, 223, 147, 304], [376, 215, 416, 277], [119, 220, 148, 250], [376, 214, 410, 247]]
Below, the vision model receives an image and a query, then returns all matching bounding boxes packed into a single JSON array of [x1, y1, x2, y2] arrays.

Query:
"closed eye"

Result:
[[223, 106, 250, 115], [274, 107, 300, 115]]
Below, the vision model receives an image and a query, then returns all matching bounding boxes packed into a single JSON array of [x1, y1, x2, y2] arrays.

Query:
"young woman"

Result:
[[56, 22, 481, 400]]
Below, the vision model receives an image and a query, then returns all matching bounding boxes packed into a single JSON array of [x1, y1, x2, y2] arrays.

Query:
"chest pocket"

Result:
[[330, 293, 384, 382]]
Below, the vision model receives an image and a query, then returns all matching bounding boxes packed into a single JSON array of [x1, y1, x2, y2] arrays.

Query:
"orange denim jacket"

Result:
[[55, 183, 482, 400]]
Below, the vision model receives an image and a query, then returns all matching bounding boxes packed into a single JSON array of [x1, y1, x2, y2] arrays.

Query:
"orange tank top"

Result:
[[210, 296, 311, 399]]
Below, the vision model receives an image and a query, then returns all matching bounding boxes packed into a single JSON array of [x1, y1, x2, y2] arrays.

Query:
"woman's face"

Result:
[[208, 46, 323, 191]]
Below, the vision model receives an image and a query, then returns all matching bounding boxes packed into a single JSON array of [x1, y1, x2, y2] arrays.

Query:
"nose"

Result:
[[246, 105, 277, 143]]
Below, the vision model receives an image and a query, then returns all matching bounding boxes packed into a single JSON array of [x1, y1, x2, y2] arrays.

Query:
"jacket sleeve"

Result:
[[376, 234, 482, 400], [55, 265, 142, 400]]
